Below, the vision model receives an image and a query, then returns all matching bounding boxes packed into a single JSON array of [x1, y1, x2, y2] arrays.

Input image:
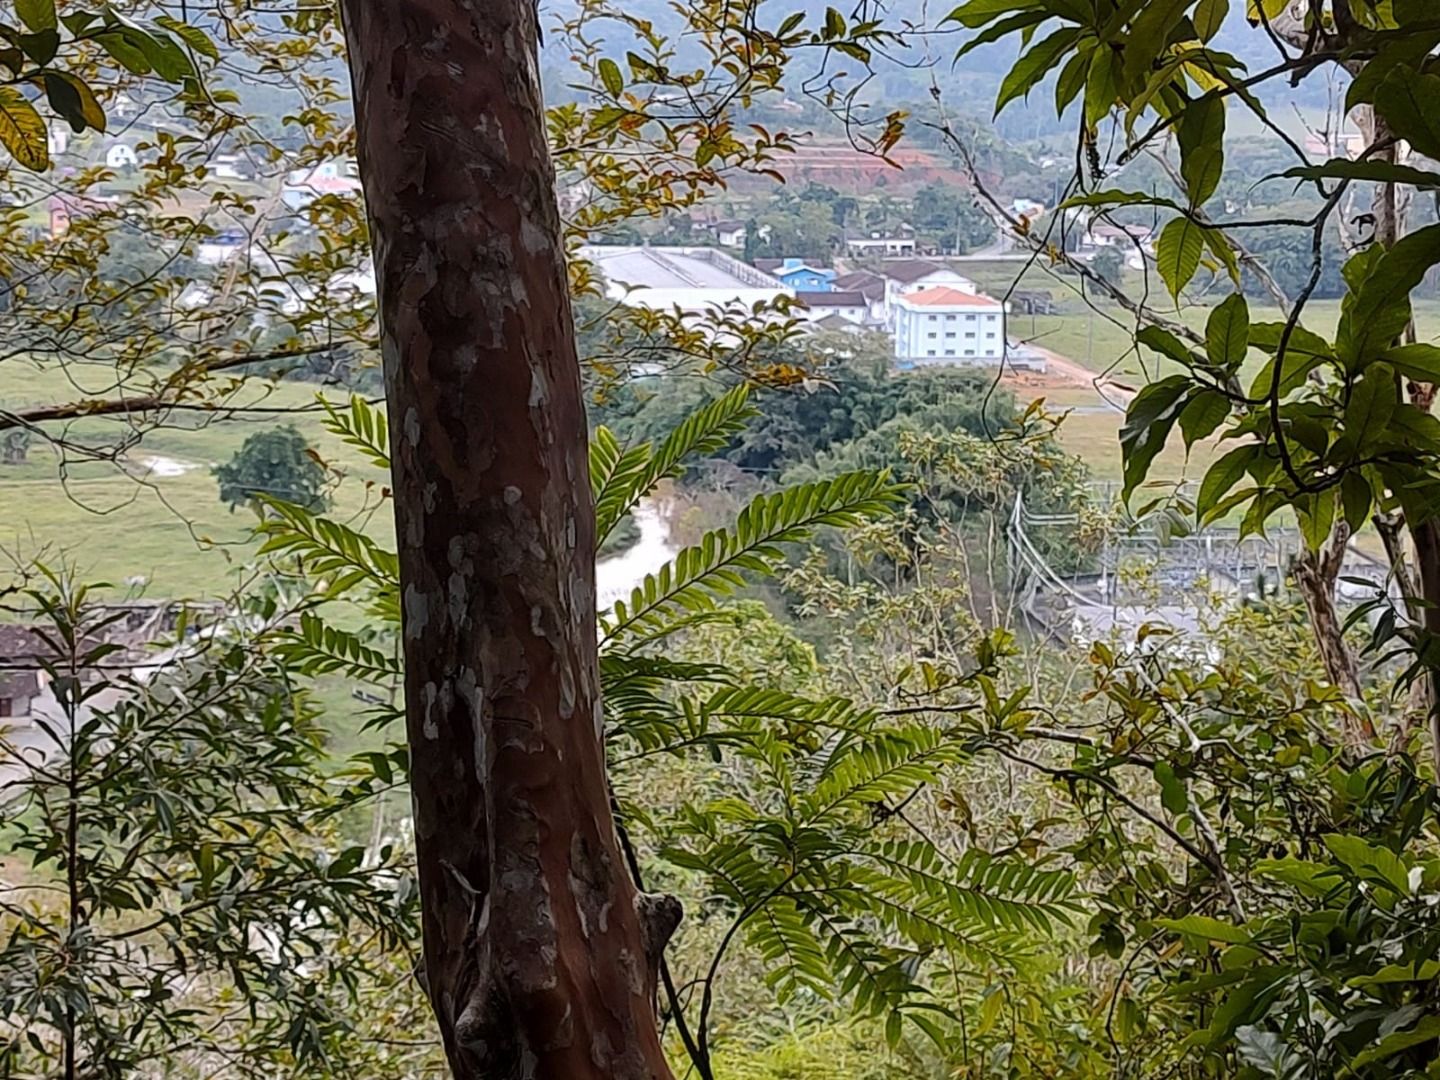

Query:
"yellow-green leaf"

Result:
[[1156, 217, 1205, 302], [0, 86, 48, 171], [16, 0, 56, 32]]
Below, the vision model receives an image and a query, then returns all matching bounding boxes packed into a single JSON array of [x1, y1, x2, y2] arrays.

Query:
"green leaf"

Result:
[[1343, 363, 1398, 453], [1197, 445, 1257, 523], [592, 385, 754, 545], [1341, 471, 1373, 532], [602, 471, 904, 643], [1282, 158, 1440, 190], [598, 57, 624, 96], [945, 0, 1043, 29], [1193, 0, 1228, 41], [1054, 49, 1089, 113], [1153, 761, 1188, 815], [1380, 344, 1440, 384], [956, 9, 1048, 60], [1061, 189, 1183, 212], [15, 0, 56, 32], [1120, 375, 1191, 500], [1205, 294, 1249, 369], [1348, 959, 1440, 990], [1136, 324, 1198, 367], [42, 72, 104, 135], [1178, 390, 1229, 448], [1346, 1015, 1440, 1070], [1122, 0, 1191, 90], [1156, 217, 1205, 302], [1204, 228, 1241, 286], [95, 30, 154, 76], [1339, 223, 1440, 368], [1083, 45, 1118, 128], [0, 86, 48, 171], [1247, 323, 1333, 398], [154, 15, 221, 61], [1155, 914, 1251, 945], [996, 27, 1080, 116], [1297, 489, 1335, 553], [1373, 67, 1440, 163], [1323, 833, 1411, 895], [142, 28, 197, 81], [1177, 95, 1226, 206]]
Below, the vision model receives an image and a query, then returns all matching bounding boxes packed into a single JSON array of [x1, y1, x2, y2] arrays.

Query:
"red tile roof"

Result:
[[899, 286, 1003, 308]]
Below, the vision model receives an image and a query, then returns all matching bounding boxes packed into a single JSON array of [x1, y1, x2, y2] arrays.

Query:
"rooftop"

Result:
[[796, 290, 868, 307], [897, 286, 1003, 309], [581, 245, 782, 292], [880, 259, 948, 283]]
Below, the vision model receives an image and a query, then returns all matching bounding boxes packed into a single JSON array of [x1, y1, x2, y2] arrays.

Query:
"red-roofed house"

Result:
[[893, 286, 1008, 367]]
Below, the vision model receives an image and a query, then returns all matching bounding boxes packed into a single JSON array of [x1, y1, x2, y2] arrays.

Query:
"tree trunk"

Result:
[[342, 4, 680, 1077], [1292, 525, 1372, 745]]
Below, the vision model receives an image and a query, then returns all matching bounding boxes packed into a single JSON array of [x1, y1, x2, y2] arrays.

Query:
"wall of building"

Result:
[[894, 306, 1005, 366]]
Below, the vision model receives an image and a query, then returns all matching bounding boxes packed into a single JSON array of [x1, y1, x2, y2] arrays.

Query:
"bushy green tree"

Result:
[[214, 426, 330, 514]]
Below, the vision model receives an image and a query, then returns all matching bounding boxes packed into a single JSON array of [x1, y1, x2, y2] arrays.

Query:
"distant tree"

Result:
[[1091, 247, 1125, 288], [1, 428, 30, 465], [213, 426, 329, 513]]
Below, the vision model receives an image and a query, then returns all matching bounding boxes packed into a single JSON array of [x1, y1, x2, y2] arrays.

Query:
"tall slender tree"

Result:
[[341, 3, 679, 1076]]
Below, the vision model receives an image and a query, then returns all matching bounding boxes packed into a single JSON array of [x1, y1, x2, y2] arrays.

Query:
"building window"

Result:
[[966, 331, 976, 338], [945, 332, 956, 339], [927, 350, 936, 357], [946, 314, 957, 321], [927, 314, 938, 322], [987, 331, 997, 339], [964, 349, 975, 356], [966, 314, 978, 321], [928, 332, 937, 339]]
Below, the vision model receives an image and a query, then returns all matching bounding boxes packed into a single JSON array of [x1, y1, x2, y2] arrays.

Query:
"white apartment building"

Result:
[[892, 286, 1007, 368]]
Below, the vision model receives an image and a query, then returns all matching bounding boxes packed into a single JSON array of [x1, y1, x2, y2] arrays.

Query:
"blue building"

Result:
[[758, 257, 837, 292]]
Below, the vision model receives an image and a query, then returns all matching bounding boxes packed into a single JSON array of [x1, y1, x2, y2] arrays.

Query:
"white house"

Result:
[[282, 158, 363, 210], [702, 219, 748, 249], [845, 228, 917, 258], [831, 270, 890, 326], [795, 290, 869, 325], [892, 285, 1007, 368], [879, 259, 982, 313], [105, 143, 138, 169]]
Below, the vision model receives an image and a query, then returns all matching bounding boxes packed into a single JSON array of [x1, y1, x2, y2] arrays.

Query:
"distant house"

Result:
[[892, 285, 1008, 369], [794, 290, 868, 325], [1009, 198, 1046, 222], [757, 257, 836, 291], [698, 219, 749, 249], [105, 143, 138, 170], [844, 226, 916, 258], [0, 626, 47, 722], [831, 270, 889, 325], [197, 227, 250, 266], [808, 312, 867, 335], [282, 158, 363, 210], [1077, 221, 1155, 270], [1304, 130, 1365, 160], [878, 259, 981, 312]]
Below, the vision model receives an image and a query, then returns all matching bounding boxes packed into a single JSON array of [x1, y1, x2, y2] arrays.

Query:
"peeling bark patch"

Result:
[[404, 584, 431, 642], [568, 832, 615, 941], [422, 682, 439, 740]]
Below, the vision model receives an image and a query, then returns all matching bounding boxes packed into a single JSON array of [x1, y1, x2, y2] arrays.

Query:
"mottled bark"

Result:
[[341, 4, 678, 1077], [1293, 525, 1372, 746]]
